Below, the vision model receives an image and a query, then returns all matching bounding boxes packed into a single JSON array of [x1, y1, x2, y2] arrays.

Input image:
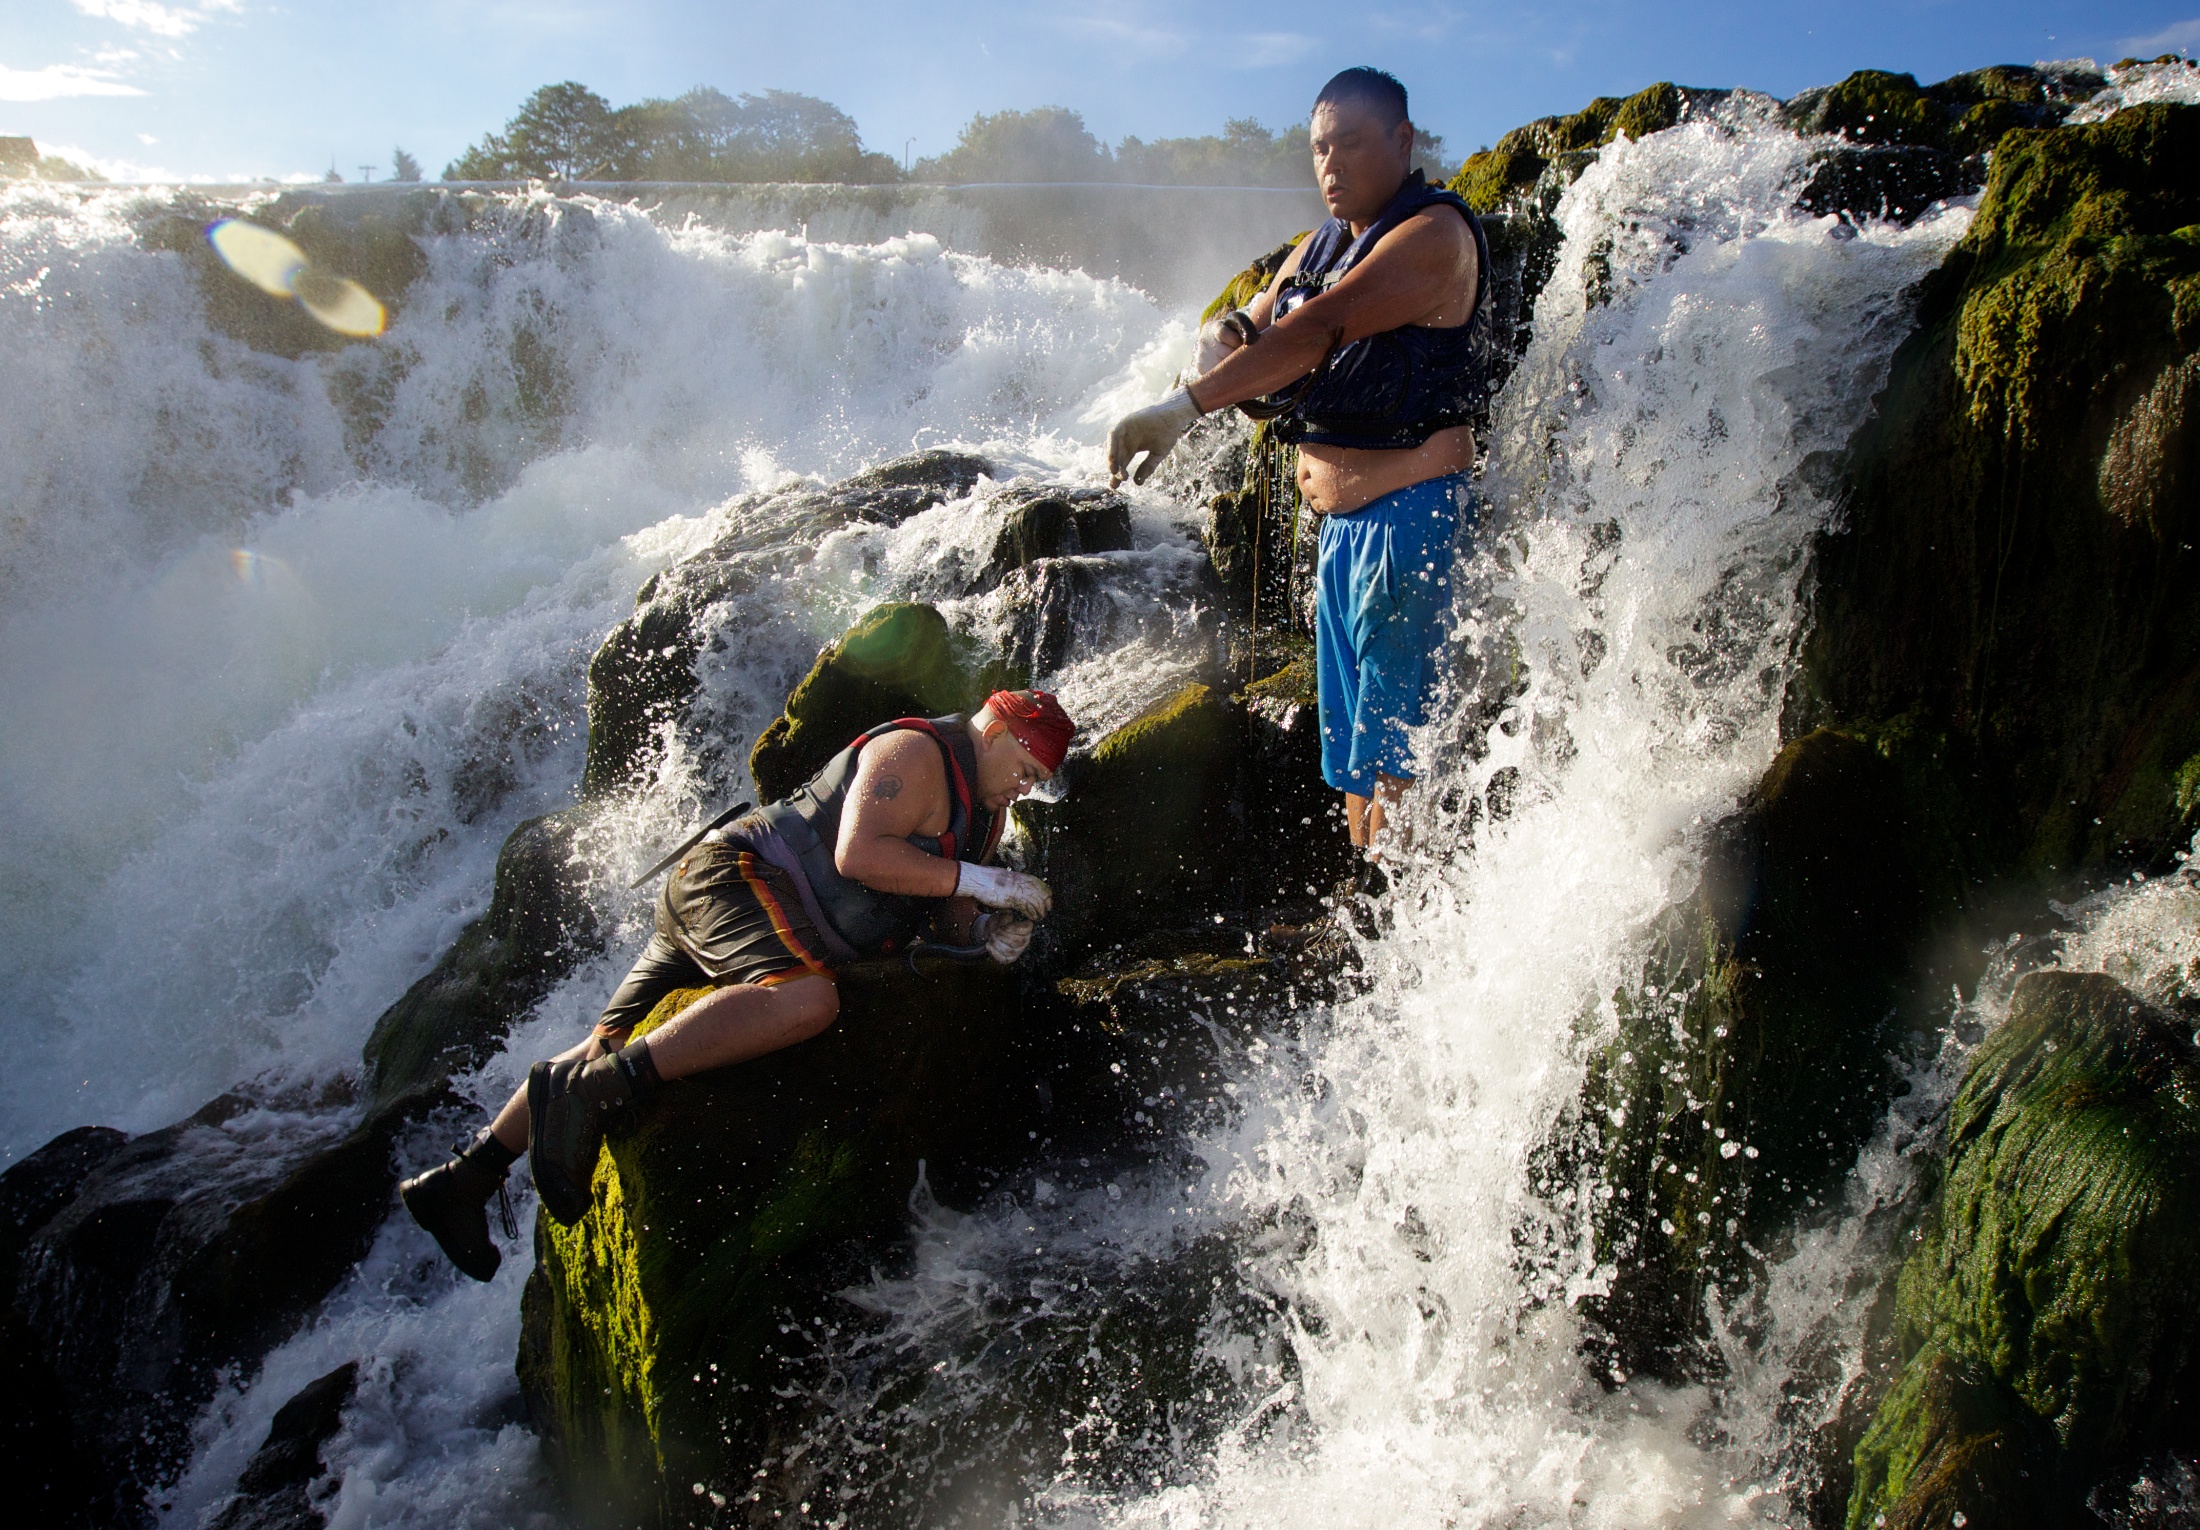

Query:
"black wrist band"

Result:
[[1220, 309, 1260, 347]]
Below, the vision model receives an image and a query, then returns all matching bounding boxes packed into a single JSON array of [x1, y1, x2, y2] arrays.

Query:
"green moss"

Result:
[[1201, 233, 1308, 321], [1950, 109, 2200, 447], [1847, 971, 2200, 1526], [1016, 684, 1241, 959], [748, 602, 979, 803], [1801, 70, 1946, 148], [1448, 82, 1684, 214]]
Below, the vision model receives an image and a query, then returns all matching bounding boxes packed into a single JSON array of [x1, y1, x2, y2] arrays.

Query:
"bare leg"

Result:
[[1343, 773, 1412, 854], [485, 975, 840, 1150], [640, 974, 839, 1078]]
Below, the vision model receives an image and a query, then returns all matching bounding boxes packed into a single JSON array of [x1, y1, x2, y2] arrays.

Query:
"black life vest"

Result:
[[1253, 169, 1495, 451], [741, 716, 999, 961]]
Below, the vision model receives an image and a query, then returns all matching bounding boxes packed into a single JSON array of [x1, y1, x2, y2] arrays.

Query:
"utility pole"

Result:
[[358, 164, 374, 183]]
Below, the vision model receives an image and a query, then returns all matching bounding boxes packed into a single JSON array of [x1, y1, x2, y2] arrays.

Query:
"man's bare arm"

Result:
[[1191, 210, 1474, 414], [834, 732, 958, 896]]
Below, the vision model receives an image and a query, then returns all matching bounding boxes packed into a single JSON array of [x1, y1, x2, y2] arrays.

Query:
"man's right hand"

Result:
[[955, 861, 1053, 920]]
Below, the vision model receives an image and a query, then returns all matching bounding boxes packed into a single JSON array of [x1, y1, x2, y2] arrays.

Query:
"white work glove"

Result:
[[973, 911, 1035, 964], [1192, 317, 1243, 377], [1107, 388, 1203, 487], [955, 861, 1053, 920]]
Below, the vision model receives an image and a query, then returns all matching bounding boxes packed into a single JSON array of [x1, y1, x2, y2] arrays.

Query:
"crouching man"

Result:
[[401, 689, 1077, 1280]]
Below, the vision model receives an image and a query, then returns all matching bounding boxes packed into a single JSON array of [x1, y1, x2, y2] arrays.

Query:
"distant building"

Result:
[[0, 138, 37, 177]]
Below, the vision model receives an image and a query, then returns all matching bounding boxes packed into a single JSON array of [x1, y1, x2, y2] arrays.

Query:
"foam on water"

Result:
[[2068, 57, 2200, 123]]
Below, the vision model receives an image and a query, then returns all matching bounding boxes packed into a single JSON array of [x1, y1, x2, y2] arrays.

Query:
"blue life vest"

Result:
[[1254, 169, 1494, 451], [739, 716, 999, 961]]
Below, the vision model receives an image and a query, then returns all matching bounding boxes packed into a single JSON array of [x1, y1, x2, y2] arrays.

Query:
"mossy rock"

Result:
[[747, 602, 979, 805], [1200, 234, 1306, 321], [1449, 81, 1689, 214], [517, 959, 1038, 1522], [1015, 683, 1240, 959], [1847, 970, 2200, 1526], [582, 454, 995, 800], [1562, 729, 1922, 1377], [1786, 70, 1948, 149], [1790, 103, 2200, 890]]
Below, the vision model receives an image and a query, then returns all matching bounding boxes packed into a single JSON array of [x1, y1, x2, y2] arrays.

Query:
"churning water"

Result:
[[5, 79, 2197, 1530]]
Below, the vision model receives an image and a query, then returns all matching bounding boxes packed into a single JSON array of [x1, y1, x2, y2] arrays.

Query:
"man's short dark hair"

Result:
[[1314, 68, 1409, 130]]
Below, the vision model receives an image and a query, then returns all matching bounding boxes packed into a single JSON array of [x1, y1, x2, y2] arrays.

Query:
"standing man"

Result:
[[400, 689, 1076, 1281], [1108, 67, 1490, 858]]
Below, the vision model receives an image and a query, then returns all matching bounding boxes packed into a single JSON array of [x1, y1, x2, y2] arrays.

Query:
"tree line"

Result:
[[444, 82, 1453, 186]]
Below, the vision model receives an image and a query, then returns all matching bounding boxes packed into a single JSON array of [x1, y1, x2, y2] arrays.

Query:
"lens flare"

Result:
[[204, 218, 387, 339], [291, 265, 387, 338], [205, 218, 305, 298]]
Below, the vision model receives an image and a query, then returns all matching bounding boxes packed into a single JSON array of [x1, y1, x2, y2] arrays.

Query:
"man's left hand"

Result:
[[976, 912, 1035, 964]]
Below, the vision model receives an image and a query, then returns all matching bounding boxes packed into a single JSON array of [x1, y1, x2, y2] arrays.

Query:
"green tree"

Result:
[[445, 81, 618, 179], [391, 146, 423, 182], [608, 88, 897, 182], [1115, 118, 1312, 186], [913, 106, 1109, 183], [446, 81, 898, 183]]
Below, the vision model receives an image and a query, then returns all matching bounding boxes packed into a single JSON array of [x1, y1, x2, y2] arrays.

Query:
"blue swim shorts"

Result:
[[1315, 473, 1474, 794]]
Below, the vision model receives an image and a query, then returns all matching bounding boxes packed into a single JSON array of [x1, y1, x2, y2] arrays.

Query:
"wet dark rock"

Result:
[[1848, 972, 2200, 1528], [1559, 729, 1923, 1380], [996, 556, 1108, 678], [1796, 144, 1979, 226], [0, 1126, 126, 1529], [208, 1362, 359, 1530], [583, 451, 994, 798], [0, 1125, 130, 1276], [747, 601, 986, 804], [975, 485, 1132, 589], [10, 1090, 383, 1528], [363, 805, 602, 1113]]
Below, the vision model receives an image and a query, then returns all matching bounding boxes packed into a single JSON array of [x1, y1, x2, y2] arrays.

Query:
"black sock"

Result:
[[460, 1127, 519, 1175], [614, 1038, 664, 1101]]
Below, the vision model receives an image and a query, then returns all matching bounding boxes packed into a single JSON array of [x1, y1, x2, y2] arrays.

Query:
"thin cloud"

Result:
[[2120, 17, 2200, 54], [1056, 16, 1189, 57], [0, 62, 147, 101], [1239, 32, 1319, 69], [71, 0, 240, 39]]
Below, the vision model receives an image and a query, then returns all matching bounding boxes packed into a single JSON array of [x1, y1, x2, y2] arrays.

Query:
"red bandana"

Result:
[[986, 689, 1075, 773]]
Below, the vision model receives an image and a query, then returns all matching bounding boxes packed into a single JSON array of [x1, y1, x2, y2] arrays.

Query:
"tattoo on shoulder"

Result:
[[870, 774, 903, 800]]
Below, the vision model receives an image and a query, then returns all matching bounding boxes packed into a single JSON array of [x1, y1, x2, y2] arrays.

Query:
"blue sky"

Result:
[[3, 2, 2197, 181]]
